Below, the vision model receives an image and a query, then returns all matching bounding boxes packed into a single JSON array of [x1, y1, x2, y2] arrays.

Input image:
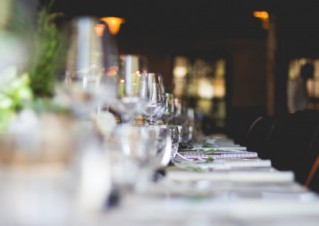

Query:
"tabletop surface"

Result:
[[1, 134, 319, 226]]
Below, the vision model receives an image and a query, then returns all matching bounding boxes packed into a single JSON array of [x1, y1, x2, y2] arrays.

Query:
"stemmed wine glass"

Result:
[[171, 97, 188, 125], [107, 54, 149, 124], [52, 16, 120, 212], [142, 73, 166, 126], [160, 92, 177, 124], [56, 16, 117, 120]]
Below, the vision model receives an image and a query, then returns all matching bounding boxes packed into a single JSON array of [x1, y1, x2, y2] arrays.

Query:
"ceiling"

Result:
[[52, 0, 265, 38], [50, 0, 319, 54]]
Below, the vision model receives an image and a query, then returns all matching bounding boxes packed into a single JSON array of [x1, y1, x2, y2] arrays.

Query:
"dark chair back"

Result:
[[246, 115, 276, 158], [305, 155, 319, 193], [245, 110, 319, 190]]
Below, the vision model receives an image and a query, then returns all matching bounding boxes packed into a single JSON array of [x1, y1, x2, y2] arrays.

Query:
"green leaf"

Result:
[[0, 110, 16, 132], [29, 0, 66, 98], [185, 166, 204, 172], [202, 142, 213, 147], [30, 98, 70, 114], [202, 148, 216, 154], [205, 156, 214, 163]]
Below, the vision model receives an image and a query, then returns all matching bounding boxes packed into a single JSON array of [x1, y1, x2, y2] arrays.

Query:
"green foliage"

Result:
[[0, 71, 33, 132], [202, 148, 216, 154], [0, 110, 15, 132], [205, 156, 214, 163], [0, 1, 69, 132], [202, 142, 214, 148], [29, 0, 65, 98], [185, 166, 204, 172], [30, 97, 70, 114], [0, 72, 33, 111]]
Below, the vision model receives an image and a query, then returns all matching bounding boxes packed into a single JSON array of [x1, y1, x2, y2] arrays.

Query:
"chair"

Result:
[[261, 114, 292, 170], [263, 110, 319, 184], [288, 110, 319, 184], [297, 120, 319, 187], [305, 155, 319, 193], [243, 109, 319, 193], [245, 115, 276, 159]]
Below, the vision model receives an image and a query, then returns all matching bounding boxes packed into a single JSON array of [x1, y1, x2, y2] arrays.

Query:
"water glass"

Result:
[[160, 92, 176, 124], [159, 125, 181, 159], [104, 125, 157, 192]]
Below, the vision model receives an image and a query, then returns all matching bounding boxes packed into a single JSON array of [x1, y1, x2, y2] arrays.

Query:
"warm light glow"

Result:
[[213, 78, 225, 98], [253, 11, 269, 20], [253, 11, 269, 29], [216, 59, 225, 78], [105, 65, 119, 76], [100, 17, 125, 35], [198, 99, 212, 114], [173, 78, 186, 98], [94, 24, 105, 37], [173, 66, 187, 78], [198, 78, 214, 99], [173, 57, 189, 79]]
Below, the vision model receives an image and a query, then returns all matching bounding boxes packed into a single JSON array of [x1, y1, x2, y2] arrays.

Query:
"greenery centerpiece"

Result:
[[29, 0, 65, 99], [0, 0, 77, 163], [0, 0, 68, 131]]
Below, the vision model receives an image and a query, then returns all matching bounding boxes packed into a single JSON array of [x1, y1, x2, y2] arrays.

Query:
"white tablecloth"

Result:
[[1, 134, 319, 226]]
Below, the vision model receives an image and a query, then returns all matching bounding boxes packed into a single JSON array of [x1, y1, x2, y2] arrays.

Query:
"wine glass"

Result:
[[166, 125, 181, 159], [56, 16, 117, 120], [160, 92, 177, 124], [142, 73, 166, 125], [107, 54, 149, 124], [171, 97, 194, 143], [148, 126, 172, 170], [172, 97, 188, 125]]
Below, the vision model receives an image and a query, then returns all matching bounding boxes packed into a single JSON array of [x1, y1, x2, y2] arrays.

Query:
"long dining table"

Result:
[[1, 134, 319, 226], [83, 134, 319, 226]]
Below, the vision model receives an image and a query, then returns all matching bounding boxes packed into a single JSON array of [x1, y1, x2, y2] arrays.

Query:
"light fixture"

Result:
[[100, 17, 125, 35], [253, 11, 269, 29]]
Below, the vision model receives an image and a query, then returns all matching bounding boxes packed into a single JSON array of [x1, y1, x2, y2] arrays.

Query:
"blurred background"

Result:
[[49, 0, 319, 144]]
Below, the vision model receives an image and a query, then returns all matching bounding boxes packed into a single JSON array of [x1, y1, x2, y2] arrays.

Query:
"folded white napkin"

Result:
[[210, 159, 271, 169], [174, 159, 272, 170], [166, 170, 294, 183], [191, 145, 247, 151]]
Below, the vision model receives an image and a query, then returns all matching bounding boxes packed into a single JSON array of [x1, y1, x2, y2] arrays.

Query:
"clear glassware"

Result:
[[167, 125, 181, 159], [107, 54, 149, 124], [142, 73, 166, 125], [56, 16, 117, 120], [105, 124, 160, 193], [171, 97, 188, 125], [156, 125, 180, 159], [149, 126, 172, 170], [160, 92, 177, 124]]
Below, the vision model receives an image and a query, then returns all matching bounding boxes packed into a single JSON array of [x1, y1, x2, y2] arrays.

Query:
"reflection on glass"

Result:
[[105, 124, 169, 193], [142, 73, 166, 125], [107, 54, 149, 124], [57, 16, 117, 119]]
